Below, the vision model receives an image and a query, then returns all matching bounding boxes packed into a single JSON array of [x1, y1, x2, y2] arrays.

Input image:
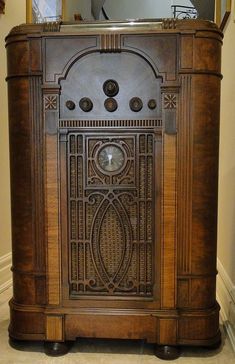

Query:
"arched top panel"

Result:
[[58, 47, 162, 83], [60, 51, 163, 120]]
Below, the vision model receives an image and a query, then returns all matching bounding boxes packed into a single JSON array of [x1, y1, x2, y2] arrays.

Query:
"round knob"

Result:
[[79, 97, 93, 112], [65, 100, 76, 110], [104, 98, 118, 112], [129, 97, 143, 112], [148, 99, 157, 110], [103, 80, 119, 97]]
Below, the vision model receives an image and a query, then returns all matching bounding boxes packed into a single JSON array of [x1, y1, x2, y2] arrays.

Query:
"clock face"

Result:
[[98, 145, 125, 173]]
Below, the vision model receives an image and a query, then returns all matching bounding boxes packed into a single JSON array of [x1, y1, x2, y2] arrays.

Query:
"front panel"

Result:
[[60, 51, 163, 308]]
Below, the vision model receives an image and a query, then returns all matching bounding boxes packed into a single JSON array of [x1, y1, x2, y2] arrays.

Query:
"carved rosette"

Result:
[[164, 94, 177, 109], [44, 95, 58, 111], [162, 92, 178, 134]]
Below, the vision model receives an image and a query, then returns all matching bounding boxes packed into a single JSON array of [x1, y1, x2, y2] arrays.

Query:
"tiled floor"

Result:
[[0, 287, 234, 364]]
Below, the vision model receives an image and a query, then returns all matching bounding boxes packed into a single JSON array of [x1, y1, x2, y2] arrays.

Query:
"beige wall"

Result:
[[0, 0, 26, 258], [217, 0, 235, 285]]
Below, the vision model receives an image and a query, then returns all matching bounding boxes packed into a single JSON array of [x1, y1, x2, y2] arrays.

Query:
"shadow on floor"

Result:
[[8, 335, 224, 358]]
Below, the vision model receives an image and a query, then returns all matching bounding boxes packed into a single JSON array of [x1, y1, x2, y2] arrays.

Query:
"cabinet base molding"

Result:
[[8, 301, 220, 348]]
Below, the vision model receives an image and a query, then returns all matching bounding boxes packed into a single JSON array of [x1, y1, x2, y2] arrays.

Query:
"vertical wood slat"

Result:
[[45, 135, 60, 305], [30, 77, 45, 273], [178, 75, 192, 275], [46, 315, 63, 341], [44, 92, 60, 306], [161, 134, 177, 309]]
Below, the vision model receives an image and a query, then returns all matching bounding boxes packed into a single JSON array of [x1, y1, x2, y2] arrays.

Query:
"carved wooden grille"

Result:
[[67, 132, 155, 297]]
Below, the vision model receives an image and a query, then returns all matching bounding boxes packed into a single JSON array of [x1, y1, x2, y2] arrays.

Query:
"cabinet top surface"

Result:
[[6, 18, 222, 40]]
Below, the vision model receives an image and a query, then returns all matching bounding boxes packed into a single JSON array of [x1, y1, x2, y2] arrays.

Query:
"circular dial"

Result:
[[129, 97, 143, 112], [104, 98, 118, 112], [65, 100, 76, 110], [103, 79, 119, 97], [79, 97, 93, 112], [98, 145, 125, 173], [148, 99, 157, 110]]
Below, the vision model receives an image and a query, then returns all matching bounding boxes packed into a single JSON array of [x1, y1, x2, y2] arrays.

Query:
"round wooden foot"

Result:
[[9, 336, 25, 349], [205, 337, 222, 350], [44, 341, 71, 356], [155, 345, 181, 360]]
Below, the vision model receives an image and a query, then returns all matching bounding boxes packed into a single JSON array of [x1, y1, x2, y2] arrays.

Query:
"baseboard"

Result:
[[217, 258, 235, 352], [0, 252, 12, 294]]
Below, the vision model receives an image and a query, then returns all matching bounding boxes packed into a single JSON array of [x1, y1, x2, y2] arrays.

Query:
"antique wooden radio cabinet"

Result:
[[6, 19, 222, 359]]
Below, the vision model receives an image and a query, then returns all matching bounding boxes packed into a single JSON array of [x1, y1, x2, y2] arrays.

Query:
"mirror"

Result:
[[26, 1, 218, 25], [215, 0, 231, 30], [26, 0, 64, 23]]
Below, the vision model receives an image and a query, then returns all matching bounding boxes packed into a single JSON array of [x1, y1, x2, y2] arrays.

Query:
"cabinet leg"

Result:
[[44, 341, 71, 356], [155, 345, 181, 360]]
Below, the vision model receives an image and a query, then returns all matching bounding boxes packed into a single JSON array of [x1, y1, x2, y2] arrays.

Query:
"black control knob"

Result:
[[129, 97, 143, 112], [103, 80, 119, 97], [104, 98, 118, 112], [65, 100, 76, 110], [79, 97, 93, 112], [148, 99, 157, 110]]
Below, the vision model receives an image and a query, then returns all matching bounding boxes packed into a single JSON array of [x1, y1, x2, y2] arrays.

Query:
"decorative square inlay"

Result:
[[164, 94, 177, 109], [44, 95, 58, 110]]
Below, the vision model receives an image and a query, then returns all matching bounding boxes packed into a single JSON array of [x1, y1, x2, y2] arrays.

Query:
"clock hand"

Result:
[[108, 153, 112, 166]]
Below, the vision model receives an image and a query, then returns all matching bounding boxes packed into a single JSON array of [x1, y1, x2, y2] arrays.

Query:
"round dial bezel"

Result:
[[95, 143, 126, 175]]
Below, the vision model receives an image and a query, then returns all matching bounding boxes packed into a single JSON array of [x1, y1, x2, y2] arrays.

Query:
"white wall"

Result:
[[217, 0, 235, 351], [0, 0, 26, 291], [218, 0, 235, 288]]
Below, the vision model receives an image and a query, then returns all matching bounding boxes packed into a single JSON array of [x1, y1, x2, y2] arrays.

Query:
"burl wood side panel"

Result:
[[177, 32, 221, 310], [177, 277, 216, 309], [9, 308, 45, 340], [191, 75, 220, 276], [8, 77, 33, 273], [8, 77, 38, 305], [178, 307, 220, 343], [7, 40, 29, 75], [6, 40, 46, 347], [194, 36, 221, 73]]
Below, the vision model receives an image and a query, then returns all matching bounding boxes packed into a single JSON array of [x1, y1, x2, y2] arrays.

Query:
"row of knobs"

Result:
[[65, 79, 157, 113]]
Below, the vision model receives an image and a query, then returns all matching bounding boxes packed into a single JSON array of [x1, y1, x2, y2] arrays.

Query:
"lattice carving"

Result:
[[67, 132, 155, 297]]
